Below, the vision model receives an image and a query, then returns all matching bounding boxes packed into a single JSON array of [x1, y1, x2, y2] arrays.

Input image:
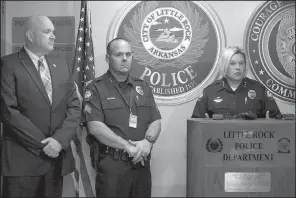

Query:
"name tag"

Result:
[[129, 114, 137, 128]]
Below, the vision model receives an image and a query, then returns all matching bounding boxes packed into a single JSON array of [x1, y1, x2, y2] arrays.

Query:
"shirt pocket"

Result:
[[102, 98, 125, 110], [101, 98, 126, 123], [208, 101, 228, 111]]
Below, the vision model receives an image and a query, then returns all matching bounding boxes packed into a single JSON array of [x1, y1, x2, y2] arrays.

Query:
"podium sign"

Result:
[[187, 119, 295, 197]]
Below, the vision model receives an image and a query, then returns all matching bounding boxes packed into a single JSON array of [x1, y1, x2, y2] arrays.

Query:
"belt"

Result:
[[101, 146, 130, 161], [101, 145, 150, 168]]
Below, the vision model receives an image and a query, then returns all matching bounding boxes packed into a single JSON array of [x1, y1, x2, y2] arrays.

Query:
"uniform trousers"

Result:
[[96, 154, 151, 197], [2, 163, 63, 197]]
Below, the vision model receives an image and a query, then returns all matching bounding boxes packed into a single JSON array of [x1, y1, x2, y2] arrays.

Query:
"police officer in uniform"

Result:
[[83, 38, 162, 197], [192, 46, 282, 119]]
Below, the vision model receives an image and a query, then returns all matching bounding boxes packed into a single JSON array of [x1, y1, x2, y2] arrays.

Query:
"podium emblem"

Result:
[[206, 138, 223, 153], [277, 137, 290, 153], [244, 1, 295, 104]]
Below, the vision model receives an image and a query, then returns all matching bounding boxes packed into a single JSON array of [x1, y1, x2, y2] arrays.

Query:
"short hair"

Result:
[[218, 46, 247, 78], [106, 37, 129, 55]]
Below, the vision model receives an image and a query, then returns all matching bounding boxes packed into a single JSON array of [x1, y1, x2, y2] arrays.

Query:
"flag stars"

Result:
[[74, 3, 95, 88]]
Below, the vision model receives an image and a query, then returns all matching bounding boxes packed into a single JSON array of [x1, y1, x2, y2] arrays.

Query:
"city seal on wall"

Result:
[[244, 1, 295, 104], [107, 1, 226, 105]]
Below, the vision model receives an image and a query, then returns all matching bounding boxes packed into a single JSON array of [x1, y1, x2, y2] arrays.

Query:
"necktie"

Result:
[[38, 58, 52, 104]]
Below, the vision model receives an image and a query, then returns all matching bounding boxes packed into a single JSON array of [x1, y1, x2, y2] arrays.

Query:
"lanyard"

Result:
[[109, 78, 134, 114]]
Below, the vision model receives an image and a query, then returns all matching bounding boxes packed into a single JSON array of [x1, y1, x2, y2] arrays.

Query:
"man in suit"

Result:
[[0, 15, 81, 197]]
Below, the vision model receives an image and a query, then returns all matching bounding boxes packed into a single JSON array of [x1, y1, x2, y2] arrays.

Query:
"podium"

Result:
[[187, 118, 295, 197]]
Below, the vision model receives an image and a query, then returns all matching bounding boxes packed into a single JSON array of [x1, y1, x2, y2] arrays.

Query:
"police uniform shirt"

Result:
[[192, 77, 281, 118], [83, 70, 161, 141]]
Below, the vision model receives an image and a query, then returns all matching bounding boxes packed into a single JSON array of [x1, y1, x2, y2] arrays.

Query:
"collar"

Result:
[[217, 77, 249, 92], [216, 78, 227, 92], [107, 70, 134, 88], [24, 46, 45, 62]]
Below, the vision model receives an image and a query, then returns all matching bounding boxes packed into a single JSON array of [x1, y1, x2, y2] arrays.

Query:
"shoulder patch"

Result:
[[136, 86, 144, 96], [84, 89, 92, 101]]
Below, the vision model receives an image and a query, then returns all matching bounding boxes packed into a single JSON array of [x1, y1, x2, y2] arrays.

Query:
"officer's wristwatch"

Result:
[[145, 136, 155, 147]]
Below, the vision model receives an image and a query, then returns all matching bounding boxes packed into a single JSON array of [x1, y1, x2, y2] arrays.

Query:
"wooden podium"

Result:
[[187, 118, 295, 197]]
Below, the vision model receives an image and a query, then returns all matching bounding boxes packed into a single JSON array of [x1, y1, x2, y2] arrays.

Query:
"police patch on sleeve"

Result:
[[84, 104, 92, 114], [84, 90, 92, 101], [265, 90, 274, 100], [136, 86, 144, 96]]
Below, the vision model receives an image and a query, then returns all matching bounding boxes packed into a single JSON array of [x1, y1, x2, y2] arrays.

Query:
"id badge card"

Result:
[[129, 114, 137, 128]]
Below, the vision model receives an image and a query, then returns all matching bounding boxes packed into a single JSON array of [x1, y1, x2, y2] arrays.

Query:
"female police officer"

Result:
[[192, 46, 282, 119]]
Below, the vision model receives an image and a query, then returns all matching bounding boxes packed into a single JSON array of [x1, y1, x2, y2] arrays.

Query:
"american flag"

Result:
[[70, 1, 96, 197], [72, 0, 95, 94]]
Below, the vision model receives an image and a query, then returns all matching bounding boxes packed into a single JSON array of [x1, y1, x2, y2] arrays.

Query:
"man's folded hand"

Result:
[[41, 137, 62, 158]]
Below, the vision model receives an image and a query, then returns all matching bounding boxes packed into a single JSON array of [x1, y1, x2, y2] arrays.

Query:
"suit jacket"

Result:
[[0, 47, 81, 176]]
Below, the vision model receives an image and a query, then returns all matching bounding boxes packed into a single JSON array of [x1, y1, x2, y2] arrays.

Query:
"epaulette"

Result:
[[207, 79, 223, 88], [203, 79, 225, 92], [244, 77, 257, 84], [85, 75, 105, 89], [94, 75, 104, 82], [131, 76, 144, 82], [131, 77, 149, 86]]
